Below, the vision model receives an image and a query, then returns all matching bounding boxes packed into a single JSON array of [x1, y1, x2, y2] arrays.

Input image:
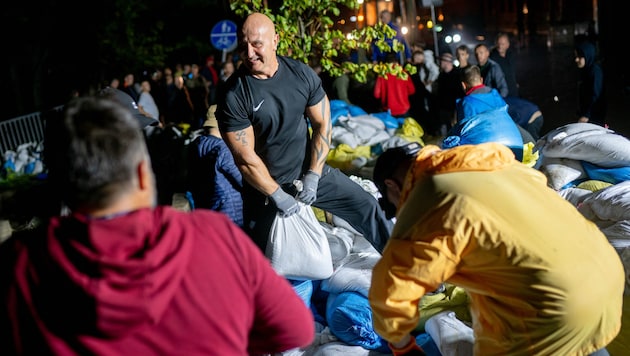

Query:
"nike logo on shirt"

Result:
[[253, 100, 264, 112]]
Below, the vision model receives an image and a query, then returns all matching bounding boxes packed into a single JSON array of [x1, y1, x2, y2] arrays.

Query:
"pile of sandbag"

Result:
[[327, 100, 425, 174], [534, 123, 630, 191], [535, 123, 630, 294], [279, 174, 475, 356], [1, 141, 45, 179]]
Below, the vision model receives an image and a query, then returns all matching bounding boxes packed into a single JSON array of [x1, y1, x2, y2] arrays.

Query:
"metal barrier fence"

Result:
[[0, 106, 63, 154]]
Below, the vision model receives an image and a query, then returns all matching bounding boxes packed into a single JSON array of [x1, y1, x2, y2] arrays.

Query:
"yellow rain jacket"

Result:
[[369, 143, 624, 355]]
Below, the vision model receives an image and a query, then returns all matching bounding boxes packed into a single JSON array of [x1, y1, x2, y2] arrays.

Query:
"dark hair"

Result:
[[372, 142, 421, 219], [45, 97, 149, 211]]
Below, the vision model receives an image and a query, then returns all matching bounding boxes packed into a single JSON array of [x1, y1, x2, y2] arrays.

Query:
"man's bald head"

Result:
[[243, 12, 275, 33], [240, 12, 279, 78]]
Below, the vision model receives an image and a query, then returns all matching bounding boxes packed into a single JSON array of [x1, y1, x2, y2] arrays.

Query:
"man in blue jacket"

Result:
[[444, 65, 524, 160]]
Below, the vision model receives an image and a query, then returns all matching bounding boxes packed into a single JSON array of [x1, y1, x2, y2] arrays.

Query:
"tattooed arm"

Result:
[[304, 95, 332, 176], [223, 126, 280, 196]]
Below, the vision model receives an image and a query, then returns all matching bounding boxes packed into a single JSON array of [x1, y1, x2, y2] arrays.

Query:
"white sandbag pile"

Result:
[[535, 123, 630, 190], [575, 181, 630, 294], [536, 123, 630, 295]]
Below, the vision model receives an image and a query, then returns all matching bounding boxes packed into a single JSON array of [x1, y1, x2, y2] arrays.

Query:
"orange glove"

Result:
[[389, 335, 426, 356]]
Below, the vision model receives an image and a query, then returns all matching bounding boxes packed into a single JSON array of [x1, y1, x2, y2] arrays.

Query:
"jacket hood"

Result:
[[399, 143, 515, 206], [34, 207, 194, 338], [457, 88, 505, 121], [576, 41, 596, 68]]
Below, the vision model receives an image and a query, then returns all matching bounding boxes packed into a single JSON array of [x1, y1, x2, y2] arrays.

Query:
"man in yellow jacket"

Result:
[[369, 142, 624, 356]]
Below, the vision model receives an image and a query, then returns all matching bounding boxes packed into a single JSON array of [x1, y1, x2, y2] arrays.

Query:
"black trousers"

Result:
[[242, 164, 393, 254]]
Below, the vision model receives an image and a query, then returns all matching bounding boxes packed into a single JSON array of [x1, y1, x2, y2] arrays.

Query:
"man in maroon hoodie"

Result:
[[0, 96, 314, 355]]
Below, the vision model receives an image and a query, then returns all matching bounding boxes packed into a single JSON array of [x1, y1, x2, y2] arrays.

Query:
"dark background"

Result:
[[1, 0, 627, 137]]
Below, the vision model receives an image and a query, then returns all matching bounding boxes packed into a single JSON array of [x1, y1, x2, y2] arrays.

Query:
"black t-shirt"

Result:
[[217, 56, 326, 184]]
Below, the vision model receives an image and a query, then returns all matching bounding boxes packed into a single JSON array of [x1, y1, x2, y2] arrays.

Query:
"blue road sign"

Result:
[[210, 20, 238, 51]]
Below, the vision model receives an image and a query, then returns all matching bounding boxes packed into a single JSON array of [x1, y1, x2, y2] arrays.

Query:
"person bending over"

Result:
[[369, 142, 623, 356]]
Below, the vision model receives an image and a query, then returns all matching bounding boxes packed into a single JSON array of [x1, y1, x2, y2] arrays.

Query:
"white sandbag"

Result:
[[543, 122, 610, 137], [380, 135, 418, 152], [321, 252, 380, 297], [617, 247, 630, 295], [352, 234, 381, 255], [332, 126, 361, 148], [320, 222, 355, 267], [311, 341, 375, 356], [534, 122, 612, 151], [540, 130, 630, 168], [539, 157, 587, 190], [558, 187, 593, 206], [331, 215, 363, 237], [336, 115, 392, 148], [600, 220, 630, 241], [267, 203, 334, 280], [424, 311, 474, 356], [578, 181, 630, 222]]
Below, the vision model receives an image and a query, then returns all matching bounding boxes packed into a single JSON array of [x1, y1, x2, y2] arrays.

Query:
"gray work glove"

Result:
[[296, 170, 320, 205], [269, 187, 300, 217]]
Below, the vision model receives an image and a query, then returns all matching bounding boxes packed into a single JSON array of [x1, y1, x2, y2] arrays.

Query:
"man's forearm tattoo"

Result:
[[315, 100, 332, 165]]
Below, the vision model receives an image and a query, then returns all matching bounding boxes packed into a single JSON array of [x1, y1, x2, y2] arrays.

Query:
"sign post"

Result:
[[420, 0, 444, 56], [210, 20, 238, 63]]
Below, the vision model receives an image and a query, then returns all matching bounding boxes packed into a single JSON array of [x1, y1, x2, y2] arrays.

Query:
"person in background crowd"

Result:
[[187, 104, 243, 227], [474, 43, 509, 97], [490, 32, 519, 97], [122, 72, 140, 102], [201, 55, 220, 106], [150, 68, 170, 124], [409, 49, 438, 134], [369, 141, 624, 356], [165, 75, 195, 126], [455, 44, 474, 71], [433, 52, 465, 135], [138, 79, 160, 121], [374, 52, 416, 118], [216, 12, 393, 255], [575, 39, 606, 125], [217, 60, 236, 101], [109, 77, 120, 89], [451, 65, 525, 160], [185, 63, 210, 130], [371, 9, 412, 64], [220, 60, 236, 82], [97, 86, 159, 131], [0, 96, 315, 355]]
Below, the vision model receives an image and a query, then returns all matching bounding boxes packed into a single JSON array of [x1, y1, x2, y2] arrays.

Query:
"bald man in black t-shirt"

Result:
[[216, 12, 393, 254]]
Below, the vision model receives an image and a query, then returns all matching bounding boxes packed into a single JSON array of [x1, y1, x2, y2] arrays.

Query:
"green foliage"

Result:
[[97, 0, 171, 78], [230, 0, 416, 83]]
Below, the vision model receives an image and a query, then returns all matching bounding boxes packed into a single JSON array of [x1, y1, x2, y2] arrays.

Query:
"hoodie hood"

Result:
[[399, 143, 515, 206], [33, 207, 194, 338], [576, 41, 596, 68]]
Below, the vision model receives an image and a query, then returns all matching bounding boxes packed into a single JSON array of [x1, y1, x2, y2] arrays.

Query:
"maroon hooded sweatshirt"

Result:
[[0, 206, 314, 355]]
